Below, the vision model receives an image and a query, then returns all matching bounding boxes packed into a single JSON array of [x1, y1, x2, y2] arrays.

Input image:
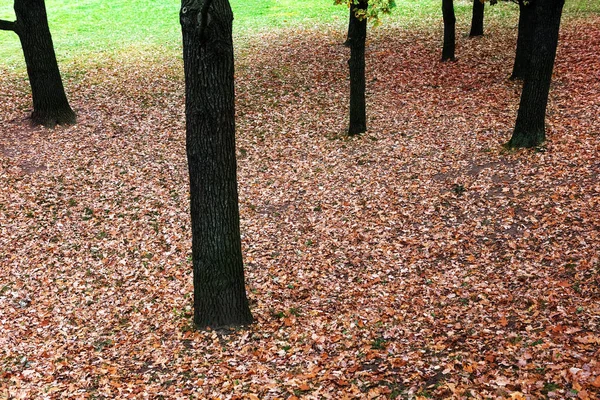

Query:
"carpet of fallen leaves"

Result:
[[1, 15, 599, 400]]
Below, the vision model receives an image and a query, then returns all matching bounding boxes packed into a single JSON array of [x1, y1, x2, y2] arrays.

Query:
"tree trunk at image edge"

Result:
[[347, 0, 367, 136], [441, 0, 456, 61], [508, 0, 565, 149], [13, 0, 76, 127], [469, 0, 484, 37], [511, 0, 536, 80], [180, 0, 253, 329]]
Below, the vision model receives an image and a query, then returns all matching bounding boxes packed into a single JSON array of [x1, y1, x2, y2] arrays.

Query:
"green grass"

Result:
[[0, 0, 598, 69], [0, 0, 182, 68]]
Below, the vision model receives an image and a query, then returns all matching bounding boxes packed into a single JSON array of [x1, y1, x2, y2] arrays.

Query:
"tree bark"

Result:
[[180, 0, 253, 329], [508, 0, 565, 149], [510, 0, 536, 80], [343, 7, 356, 47], [441, 0, 456, 61], [347, 0, 368, 136], [469, 0, 484, 37], [13, 0, 76, 127]]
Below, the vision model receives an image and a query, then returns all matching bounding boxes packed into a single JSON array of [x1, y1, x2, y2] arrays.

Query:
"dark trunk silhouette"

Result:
[[180, 0, 253, 329], [508, 0, 565, 149], [469, 0, 484, 37], [347, 0, 368, 136], [0, 0, 76, 127], [343, 7, 357, 47], [511, 0, 536, 80], [441, 0, 456, 61]]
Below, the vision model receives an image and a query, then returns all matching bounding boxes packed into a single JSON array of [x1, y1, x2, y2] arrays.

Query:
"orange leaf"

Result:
[[499, 315, 508, 327], [577, 390, 589, 400], [463, 363, 476, 373]]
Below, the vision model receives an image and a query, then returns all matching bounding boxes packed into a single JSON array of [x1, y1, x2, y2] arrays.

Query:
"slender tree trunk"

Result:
[[508, 0, 565, 149], [12, 0, 76, 127], [511, 0, 536, 80], [469, 0, 484, 37], [180, 0, 253, 329], [441, 0, 456, 61], [343, 7, 356, 47], [347, 0, 368, 136]]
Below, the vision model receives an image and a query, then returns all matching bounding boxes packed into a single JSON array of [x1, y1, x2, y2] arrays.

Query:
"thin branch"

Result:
[[0, 19, 17, 32]]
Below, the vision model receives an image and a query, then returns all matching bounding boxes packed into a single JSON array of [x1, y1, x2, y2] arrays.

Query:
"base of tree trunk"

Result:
[[441, 56, 457, 62], [31, 108, 76, 127], [506, 129, 545, 149], [348, 123, 366, 136]]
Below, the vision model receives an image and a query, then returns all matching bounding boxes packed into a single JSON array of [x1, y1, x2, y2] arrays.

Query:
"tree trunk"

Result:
[[469, 0, 484, 37], [347, 0, 368, 136], [508, 0, 564, 149], [343, 7, 356, 47], [441, 0, 456, 61], [510, 0, 536, 80], [180, 0, 253, 329], [13, 0, 76, 127]]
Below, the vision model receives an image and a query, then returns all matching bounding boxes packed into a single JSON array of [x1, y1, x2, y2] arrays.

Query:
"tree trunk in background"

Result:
[[511, 0, 536, 80], [469, 0, 484, 37], [180, 0, 253, 329], [13, 0, 76, 127], [508, 0, 565, 149], [441, 0, 456, 61], [347, 0, 368, 136]]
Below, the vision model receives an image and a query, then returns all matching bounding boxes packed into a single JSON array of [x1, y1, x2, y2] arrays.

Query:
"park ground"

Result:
[[1, 1, 599, 399]]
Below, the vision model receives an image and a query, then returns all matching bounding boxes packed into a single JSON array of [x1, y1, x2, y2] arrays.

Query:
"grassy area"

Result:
[[0, 0, 479, 69], [0, 0, 597, 69]]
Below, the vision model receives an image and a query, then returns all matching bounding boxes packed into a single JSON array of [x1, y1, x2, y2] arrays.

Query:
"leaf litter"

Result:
[[0, 15, 599, 400]]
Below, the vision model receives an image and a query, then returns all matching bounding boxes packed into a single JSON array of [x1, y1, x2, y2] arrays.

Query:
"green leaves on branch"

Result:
[[334, 0, 396, 26]]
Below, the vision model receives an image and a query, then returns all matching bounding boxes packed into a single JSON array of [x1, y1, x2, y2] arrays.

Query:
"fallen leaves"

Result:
[[0, 10, 599, 400]]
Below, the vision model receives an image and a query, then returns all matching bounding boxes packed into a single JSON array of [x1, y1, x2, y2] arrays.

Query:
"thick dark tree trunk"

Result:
[[441, 0, 456, 61], [508, 0, 564, 149], [10, 0, 76, 127], [347, 0, 368, 136], [511, 0, 536, 80], [469, 0, 484, 37], [180, 0, 253, 329]]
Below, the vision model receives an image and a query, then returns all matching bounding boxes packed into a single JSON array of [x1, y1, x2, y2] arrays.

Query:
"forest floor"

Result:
[[1, 15, 599, 400]]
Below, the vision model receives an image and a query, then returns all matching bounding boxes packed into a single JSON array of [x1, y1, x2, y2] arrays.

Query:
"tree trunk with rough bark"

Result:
[[511, 0, 536, 80], [469, 0, 484, 37], [347, 0, 368, 136], [441, 0, 456, 61], [180, 0, 253, 329], [0, 0, 76, 127], [508, 0, 565, 149]]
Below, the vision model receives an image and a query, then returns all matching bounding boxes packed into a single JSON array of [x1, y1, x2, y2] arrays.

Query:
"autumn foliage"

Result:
[[1, 14, 599, 399]]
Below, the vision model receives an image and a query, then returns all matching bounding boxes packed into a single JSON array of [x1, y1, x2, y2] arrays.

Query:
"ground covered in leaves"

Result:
[[1, 15, 599, 400]]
